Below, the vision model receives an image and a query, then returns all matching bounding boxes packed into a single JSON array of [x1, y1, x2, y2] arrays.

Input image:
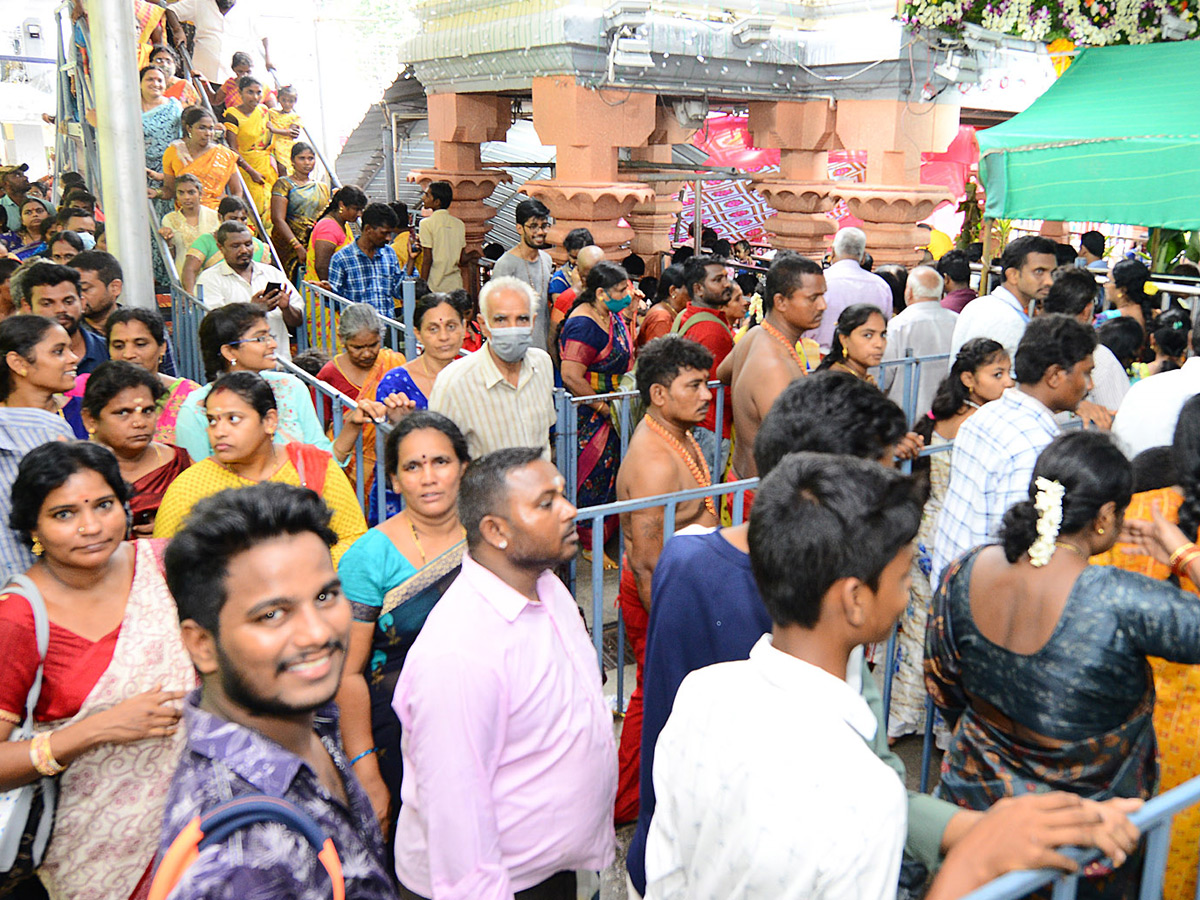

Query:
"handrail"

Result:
[[275, 356, 391, 517], [169, 283, 209, 384], [298, 280, 412, 358], [148, 196, 182, 288], [961, 773, 1200, 900]]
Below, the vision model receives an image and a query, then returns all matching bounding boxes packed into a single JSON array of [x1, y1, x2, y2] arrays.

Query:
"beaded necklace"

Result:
[[760, 318, 810, 373], [644, 414, 716, 517]]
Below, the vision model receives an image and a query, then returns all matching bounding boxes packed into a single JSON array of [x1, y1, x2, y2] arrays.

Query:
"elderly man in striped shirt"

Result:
[[428, 276, 555, 460]]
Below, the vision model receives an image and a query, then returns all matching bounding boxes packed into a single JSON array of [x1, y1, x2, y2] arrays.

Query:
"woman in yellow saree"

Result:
[[222, 76, 278, 223]]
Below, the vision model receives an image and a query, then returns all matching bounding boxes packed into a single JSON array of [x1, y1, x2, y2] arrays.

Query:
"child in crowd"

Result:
[[215, 52, 254, 110], [269, 86, 303, 175]]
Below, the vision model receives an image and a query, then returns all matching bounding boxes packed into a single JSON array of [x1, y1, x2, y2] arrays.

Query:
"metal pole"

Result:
[[381, 113, 396, 201], [402, 278, 416, 359], [693, 179, 703, 249], [89, 0, 155, 308]]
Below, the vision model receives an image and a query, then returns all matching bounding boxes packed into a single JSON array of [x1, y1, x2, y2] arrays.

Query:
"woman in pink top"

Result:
[[305, 185, 367, 283]]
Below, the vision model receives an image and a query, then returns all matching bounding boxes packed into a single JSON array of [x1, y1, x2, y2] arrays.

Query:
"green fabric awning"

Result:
[[978, 41, 1200, 229]]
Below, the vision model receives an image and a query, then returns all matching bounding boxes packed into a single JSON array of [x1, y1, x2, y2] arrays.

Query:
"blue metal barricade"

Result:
[[170, 285, 209, 384], [298, 281, 411, 358], [275, 358, 392, 517], [961, 773, 1200, 900], [572, 478, 758, 689]]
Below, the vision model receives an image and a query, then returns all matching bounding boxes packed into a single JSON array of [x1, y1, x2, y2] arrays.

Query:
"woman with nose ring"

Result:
[[83, 361, 191, 537]]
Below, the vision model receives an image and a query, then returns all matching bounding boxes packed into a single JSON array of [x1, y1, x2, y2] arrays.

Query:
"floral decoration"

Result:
[[901, 0, 1195, 46], [1028, 476, 1065, 568]]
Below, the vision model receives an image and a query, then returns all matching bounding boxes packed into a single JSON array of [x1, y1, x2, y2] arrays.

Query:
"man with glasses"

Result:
[[197, 221, 303, 362], [492, 199, 555, 352]]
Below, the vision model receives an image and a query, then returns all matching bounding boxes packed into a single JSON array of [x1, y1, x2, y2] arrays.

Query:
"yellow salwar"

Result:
[[224, 104, 278, 223]]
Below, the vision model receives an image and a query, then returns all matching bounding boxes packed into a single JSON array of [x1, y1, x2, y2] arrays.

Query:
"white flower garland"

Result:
[[1028, 476, 1065, 568]]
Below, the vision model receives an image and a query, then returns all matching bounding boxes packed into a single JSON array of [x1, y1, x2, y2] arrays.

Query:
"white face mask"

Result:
[[488, 325, 533, 362], [78, 232, 96, 250]]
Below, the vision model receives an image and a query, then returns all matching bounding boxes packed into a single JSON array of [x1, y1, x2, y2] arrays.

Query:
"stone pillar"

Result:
[[624, 106, 697, 274], [1040, 221, 1071, 242], [746, 99, 839, 259], [833, 100, 959, 267], [525, 76, 656, 261], [407, 92, 513, 259]]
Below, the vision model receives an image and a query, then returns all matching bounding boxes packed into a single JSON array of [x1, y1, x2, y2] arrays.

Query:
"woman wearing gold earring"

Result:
[[105, 307, 199, 446], [0, 441, 193, 900], [814, 303, 889, 385], [0, 315, 81, 580], [154, 372, 365, 564]]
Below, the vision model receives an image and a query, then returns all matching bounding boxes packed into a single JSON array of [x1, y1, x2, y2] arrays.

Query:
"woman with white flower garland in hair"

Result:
[[926, 430, 1200, 899]]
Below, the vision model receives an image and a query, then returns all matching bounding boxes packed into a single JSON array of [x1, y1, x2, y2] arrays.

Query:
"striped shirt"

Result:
[[0, 409, 76, 581], [428, 347, 555, 460], [931, 387, 1060, 585]]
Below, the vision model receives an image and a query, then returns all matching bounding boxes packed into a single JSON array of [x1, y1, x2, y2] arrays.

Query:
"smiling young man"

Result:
[[393, 448, 616, 900], [22, 262, 108, 374], [160, 482, 398, 900], [611, 335, 717, 824], [724, 252, 827, 483], [491, 199, 555, 352]]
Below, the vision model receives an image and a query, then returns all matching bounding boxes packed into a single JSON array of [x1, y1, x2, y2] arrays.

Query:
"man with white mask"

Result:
[[429, 276, 556, 459]]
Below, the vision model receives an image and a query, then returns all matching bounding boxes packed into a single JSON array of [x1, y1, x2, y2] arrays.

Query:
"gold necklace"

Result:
[[644, 415, 717, 517], [406, 513, 466, 565], [1054, 539, 1089, 560], [831, 360, 877, 387], [760, 319, 809, 373]]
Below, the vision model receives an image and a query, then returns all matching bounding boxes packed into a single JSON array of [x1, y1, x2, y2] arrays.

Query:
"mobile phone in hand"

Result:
[[265, 282, 283, 294]]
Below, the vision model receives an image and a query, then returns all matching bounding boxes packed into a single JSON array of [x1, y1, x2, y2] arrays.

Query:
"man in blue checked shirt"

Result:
[[328, 203, 406, 318]]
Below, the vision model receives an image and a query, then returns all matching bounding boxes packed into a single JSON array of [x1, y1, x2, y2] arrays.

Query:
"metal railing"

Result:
[[298, 280, 417, 359], [275, 357, 393, 517], [554, 381, 726, 508], [170, 284, 209, 384], [962, 773, 1200, 900]]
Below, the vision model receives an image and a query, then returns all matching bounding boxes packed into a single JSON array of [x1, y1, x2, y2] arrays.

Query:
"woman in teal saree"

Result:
[[335, 411, 470, 829]]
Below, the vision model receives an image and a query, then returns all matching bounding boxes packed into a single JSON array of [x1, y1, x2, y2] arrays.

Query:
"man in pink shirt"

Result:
[[392, 447, 617, 900]]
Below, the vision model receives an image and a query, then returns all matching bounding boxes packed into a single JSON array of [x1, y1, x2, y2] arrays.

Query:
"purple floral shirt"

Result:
[[155, 690, 398, 900]]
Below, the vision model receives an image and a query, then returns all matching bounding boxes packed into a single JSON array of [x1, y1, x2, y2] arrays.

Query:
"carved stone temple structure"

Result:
[[400, 0, 961, 267]]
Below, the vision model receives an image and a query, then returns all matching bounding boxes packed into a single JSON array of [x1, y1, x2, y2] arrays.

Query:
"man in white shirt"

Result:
[[949, 234, 1058, 364], [1041, 266, 1129, 413], [931, 314, 1096, 585], [196, 222, 303, 362], [429, 277, 555, 459], [167, 0, 272, 86], [491, 199, 555, 353], [805, 226, 892, 353], [880, 265, 957, 418], [647, 453, 919, 900], [1112, 330, 1200, 458]]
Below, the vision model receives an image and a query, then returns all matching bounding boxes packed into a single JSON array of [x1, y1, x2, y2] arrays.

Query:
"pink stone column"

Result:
[[407, 92, 513, 262], [525, 76, 656, 261], [833, 100, 959, 267], [746, 99, 839, 258], [624, 106, 698, 274]]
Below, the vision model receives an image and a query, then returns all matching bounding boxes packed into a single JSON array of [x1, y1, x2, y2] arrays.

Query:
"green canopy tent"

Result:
[[978, 41, 1200, 229]]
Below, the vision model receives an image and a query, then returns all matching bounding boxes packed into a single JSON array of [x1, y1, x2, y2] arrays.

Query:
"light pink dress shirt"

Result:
[[392, 552, 617, 899]]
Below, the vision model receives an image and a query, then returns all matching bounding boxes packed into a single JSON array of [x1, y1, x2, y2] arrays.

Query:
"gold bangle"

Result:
[[1174, 548, 1200, 579], [1169, 542, 1197, 568], [29, 732, 65, 777]]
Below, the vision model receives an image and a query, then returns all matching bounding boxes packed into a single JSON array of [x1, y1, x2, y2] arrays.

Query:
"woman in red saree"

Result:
[[82, 362, 190, 537], [0, 441, 194, 900], [315, 303, 405, 491]]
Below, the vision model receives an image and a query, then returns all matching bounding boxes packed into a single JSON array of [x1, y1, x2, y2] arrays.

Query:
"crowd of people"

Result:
[[5, 7, 1200, 897]]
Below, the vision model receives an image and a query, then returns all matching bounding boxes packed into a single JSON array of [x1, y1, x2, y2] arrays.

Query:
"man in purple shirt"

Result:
[[938, 249, 977, 313], [805, 226, 893, 352], [160, 483, 397, 900], [393, 447, 616, 900]]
